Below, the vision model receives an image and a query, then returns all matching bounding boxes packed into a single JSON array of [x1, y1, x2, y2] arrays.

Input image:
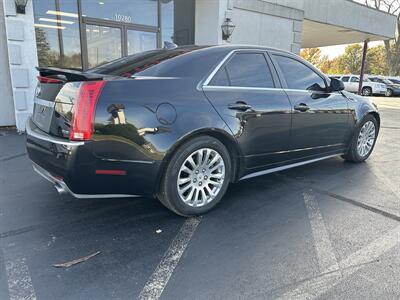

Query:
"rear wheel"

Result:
[[342, 115, 378, 162], [158, 136, 231, 216], [361, 87, 372, 96], [385, 89, 393, 97]]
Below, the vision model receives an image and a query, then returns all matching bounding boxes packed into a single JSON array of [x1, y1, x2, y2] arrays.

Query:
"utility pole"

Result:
[[358, 39, 369, 95]]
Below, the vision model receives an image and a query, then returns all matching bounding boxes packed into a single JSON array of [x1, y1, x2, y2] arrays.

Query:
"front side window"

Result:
[[273, 55, 326, 91], [211, 53, 274, 88], [350, 77, 359, 83], [341, 76, 350, 82]]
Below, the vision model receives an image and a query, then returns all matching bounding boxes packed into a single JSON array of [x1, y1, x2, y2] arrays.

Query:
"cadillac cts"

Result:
[[26, 45, 380, 216]]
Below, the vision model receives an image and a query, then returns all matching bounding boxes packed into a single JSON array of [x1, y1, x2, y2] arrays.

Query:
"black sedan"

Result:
[[26, 45, 380, 216]]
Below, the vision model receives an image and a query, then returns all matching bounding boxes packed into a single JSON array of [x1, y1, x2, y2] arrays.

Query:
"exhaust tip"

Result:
[[54, 183, 67, 195]]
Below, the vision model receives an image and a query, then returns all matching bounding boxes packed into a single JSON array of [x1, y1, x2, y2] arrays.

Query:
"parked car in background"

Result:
[[368, 76, 400, 97], [338, 75, 387, 96], [387, 77, 400, 84], [26, 45, 380, 216]]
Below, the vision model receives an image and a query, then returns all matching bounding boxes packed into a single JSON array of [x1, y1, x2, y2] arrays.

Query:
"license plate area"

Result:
[[32, 99, 55, 133]]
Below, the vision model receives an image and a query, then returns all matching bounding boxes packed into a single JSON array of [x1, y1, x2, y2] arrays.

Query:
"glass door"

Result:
[[85, 24, 122, 68], [82, 17, 159, 69], [127, 29, 157, 55]]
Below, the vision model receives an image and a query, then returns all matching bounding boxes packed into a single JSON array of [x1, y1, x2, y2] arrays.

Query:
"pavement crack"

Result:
[[0, 153, 27, 162], [313, 188, 400, 222], [277, 174, 400, 223]]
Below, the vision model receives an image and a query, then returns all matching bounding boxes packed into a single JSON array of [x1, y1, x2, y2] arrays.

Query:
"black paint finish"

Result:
[[26, 45, 380, 197]]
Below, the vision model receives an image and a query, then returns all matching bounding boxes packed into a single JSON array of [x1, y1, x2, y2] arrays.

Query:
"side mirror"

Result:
[[330, 78, 344, 92]]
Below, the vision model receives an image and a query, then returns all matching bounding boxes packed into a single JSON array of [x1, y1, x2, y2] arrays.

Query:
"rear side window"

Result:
[[273, 55, 326, 91], [341, 76, 350, 82], [210, 53, 274, 88]]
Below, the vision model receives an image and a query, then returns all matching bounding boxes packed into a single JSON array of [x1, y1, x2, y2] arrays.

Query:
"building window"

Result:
[[81, 0, 158, 26], [161, 0, 174, 44], [32, 0, 195, 70], [33, 0, 82, 69]]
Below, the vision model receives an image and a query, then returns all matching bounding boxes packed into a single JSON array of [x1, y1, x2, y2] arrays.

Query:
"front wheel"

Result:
[[385, 89, 393, 97], [342, 115, 378, 163], [157, 136, 231, 216], [361, 87, 372, 96]]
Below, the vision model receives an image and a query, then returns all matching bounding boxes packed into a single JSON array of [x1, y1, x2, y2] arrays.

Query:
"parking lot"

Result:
[[0, 97, 399, 300]]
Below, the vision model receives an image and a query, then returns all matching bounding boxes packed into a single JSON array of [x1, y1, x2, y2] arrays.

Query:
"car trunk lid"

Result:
[[32, 67, 105, 138]]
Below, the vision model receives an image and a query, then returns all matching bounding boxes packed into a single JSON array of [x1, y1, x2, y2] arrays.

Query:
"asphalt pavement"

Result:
[[0, 97, 399, 300]]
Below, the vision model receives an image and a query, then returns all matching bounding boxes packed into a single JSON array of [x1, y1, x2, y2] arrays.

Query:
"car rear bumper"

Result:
[[26, 118, 161, 198]]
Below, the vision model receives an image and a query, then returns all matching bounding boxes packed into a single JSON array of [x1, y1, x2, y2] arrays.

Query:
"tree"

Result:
[[300, 48, 323, 66], [300, 44, 389, 75], [34, 28, 60, 67], [360, 0, 400, 75], [337, 44, 363, 73]]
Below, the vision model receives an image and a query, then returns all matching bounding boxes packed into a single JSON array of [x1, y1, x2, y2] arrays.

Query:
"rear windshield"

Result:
[[88, 47, 203, 77]]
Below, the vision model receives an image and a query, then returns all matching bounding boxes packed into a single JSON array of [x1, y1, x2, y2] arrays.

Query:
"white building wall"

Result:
[[195, 0, 303, 53], [3, 0, 38, 131], [0, 0, 15, 127]]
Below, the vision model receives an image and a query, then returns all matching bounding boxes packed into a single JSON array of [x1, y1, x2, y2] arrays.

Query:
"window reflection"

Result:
[[81, 0, 158, 26], [273, 55, 326, 91], [86, 25, 122, 68], [127, 30, 157, 55], [33, 0, 82, 69], [161, 0, 174, 43]]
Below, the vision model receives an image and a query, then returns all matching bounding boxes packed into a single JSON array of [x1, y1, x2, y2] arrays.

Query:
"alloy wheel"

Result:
[[177, 148, 225, 207], [357, 121, 376, 157], [362, 88, 371, 96]]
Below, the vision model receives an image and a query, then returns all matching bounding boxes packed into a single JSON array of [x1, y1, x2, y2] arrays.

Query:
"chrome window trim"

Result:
[[202, 85, 283, 92], [203, 85, 335, 94], [201, 49, 333, 94], [202, 49, 271, 87], [240, 153, 343, 180]]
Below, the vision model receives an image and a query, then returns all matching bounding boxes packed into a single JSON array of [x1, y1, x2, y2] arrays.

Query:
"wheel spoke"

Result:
[[177, 147, 226, 208]]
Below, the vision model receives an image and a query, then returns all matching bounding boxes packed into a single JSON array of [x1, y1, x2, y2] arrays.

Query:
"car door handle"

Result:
[[228, 102, 252, 111], [294, 103, 310, 112]]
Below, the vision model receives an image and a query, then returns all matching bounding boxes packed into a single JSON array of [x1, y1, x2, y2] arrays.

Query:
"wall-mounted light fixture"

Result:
[[15, 0, 29, 14], [221, 18, 235, 41]]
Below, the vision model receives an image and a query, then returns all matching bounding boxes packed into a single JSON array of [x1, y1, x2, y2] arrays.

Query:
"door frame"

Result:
[[80, 17, 160, 70]]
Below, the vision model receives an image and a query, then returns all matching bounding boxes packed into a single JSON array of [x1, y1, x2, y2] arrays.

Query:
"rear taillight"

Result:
[[70, 80, 106, 141], [37, 76, 64, 84]]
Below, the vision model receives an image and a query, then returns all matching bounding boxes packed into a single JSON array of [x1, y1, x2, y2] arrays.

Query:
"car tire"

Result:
[[361, 87, 372, 96], [342, 114, 378, 163], [385, 89, 393, 97], [157, 136, 232, 216]]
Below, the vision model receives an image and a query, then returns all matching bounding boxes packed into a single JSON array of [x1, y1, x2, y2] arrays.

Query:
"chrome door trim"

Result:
[[240, 153, 343, 180], [245, 143, 345, 157], [203, 85, 283, 92]]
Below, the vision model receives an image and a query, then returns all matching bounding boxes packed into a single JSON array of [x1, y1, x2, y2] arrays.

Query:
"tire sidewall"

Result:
[[163, 136, 231, 215], [362, 87, 372, 96], [350, 115, 378, 161]]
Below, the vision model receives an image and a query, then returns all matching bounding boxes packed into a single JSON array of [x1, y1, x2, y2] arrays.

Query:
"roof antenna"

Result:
[[163, 41, 178, 49]]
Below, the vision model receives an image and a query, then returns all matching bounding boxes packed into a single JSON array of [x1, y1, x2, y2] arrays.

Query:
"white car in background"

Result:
[[338, 75, 387, 96]]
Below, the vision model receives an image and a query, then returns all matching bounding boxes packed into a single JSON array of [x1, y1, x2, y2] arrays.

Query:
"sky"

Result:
[[319, 41, 384, 59]]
